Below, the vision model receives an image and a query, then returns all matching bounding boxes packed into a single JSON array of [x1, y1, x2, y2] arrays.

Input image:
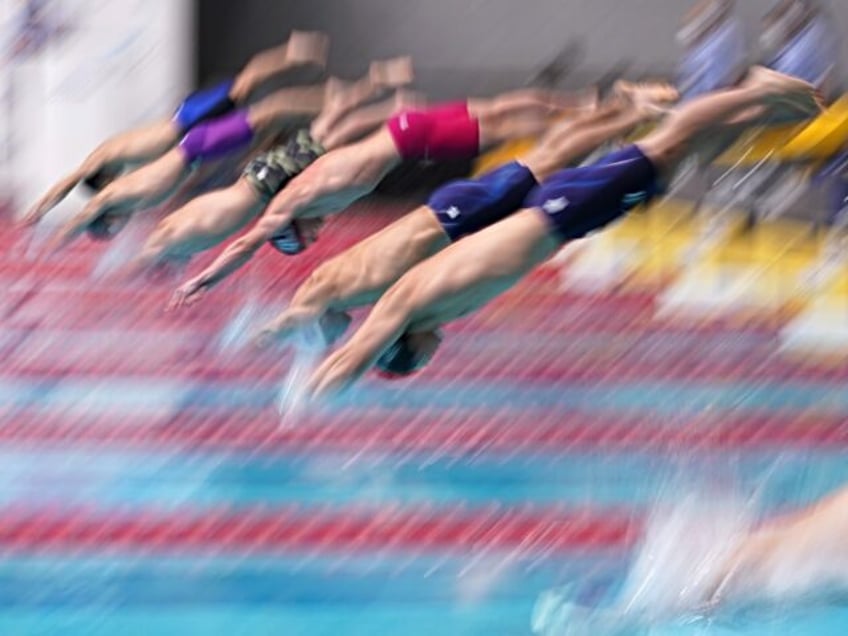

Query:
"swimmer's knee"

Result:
[[635, 139, 679, 175]]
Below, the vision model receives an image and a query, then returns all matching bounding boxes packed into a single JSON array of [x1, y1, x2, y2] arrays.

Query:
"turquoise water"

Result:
[[0, 441, 845, 635], [4, 217, 847, 634]]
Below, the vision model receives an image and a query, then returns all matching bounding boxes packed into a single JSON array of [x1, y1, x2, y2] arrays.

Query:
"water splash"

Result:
[[276, 342, 320, 423], [532, 490, 758, 635], [617, 492, 755, 621], [216, 299, 278, 354], [275, 321, 329, 424]]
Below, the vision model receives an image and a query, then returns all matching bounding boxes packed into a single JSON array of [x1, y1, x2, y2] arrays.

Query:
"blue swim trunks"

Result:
[[428, 161, 539, 241], [524, 145, 660, 242]]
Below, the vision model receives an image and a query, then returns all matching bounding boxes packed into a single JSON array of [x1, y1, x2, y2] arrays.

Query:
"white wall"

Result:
[[199, 0, 846, 95], [2, 0, 193, 217]]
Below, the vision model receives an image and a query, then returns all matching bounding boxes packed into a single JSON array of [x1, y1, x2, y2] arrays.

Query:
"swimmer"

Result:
[[49, 57, 415, 245], [124, 88, 425, 278], [167, 86, 600, 308], [21, 30, 330, 225], [706, 483, 848, 608], [253, 82, 679, 349], [302, 67, 821, 396]]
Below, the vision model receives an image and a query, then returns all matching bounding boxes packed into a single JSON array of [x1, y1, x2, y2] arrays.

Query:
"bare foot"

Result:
[[615, 80, 679, 116], [369, 56, 415, 89], [322, 76, 349, 107], [743, 66, 824, 116], [576, 86, 601, 112], [285, 31, 330, 68]]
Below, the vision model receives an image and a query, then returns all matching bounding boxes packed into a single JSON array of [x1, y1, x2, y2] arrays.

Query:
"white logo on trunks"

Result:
[[543, 197, 569, 213], [400, 114, 409, 130], [445, 206, 461, 219]]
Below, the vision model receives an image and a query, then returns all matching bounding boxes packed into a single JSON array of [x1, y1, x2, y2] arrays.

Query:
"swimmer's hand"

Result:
[[20, 123, 180, 227], [304, 345, 365, 402], [167, 276, 208, 311], [252, 326, 279, 350], [20, 152, 108, 227], [21, 173, 82, 227]]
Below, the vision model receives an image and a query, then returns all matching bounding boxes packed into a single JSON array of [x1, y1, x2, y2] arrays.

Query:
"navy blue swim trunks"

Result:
[[524, 145, 660, 242], [428, 161, 539, 241]]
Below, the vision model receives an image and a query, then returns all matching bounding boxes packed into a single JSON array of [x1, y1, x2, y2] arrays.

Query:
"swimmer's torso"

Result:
[[406, 209, 557, 332]]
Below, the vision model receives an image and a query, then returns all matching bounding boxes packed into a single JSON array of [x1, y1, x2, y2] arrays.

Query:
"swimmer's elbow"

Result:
[[231, 234, 263, 257], [274, 179, 318, 216]]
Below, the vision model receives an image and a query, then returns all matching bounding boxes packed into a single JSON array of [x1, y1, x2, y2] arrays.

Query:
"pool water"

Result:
[[2, 204, 847, 635]]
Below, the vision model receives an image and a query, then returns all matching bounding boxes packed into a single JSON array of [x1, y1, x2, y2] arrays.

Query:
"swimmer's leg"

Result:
[[469, 87, 600, 144], [321, 90, 424, 150], [470, 87, 596, 121], [636, 67, 821, 177], [311, 57, 415, 142], [523, 96, 662, 174]]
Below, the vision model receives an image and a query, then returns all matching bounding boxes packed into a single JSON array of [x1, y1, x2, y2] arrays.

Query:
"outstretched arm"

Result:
[[21, 119, 181, 226], [166, 197, 303, 310], [167, 155, 336, 309], [53, 149, 190, 248], [167, 223, 268, 310], [305, 297, 410, 399], [126, 179, 264, 279]]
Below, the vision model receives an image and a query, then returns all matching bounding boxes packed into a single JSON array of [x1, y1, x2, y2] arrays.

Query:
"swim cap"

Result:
[[86, 213, 122, 241], [268, 222, 306, 255], [375, 331, 442, 378], [82, 167, 120, 192]]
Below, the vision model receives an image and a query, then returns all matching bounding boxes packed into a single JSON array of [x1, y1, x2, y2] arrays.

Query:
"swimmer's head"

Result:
[[375, 330, 442, 378], [86, 212, 130, 241], [268, 217, 324, 255], [82, 167, 122, 193]]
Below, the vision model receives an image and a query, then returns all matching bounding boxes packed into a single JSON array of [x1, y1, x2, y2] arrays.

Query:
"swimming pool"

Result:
[[2, 203, 847, 635]]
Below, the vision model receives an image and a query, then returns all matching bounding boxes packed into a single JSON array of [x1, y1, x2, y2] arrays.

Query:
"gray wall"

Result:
[[198, 0, 847, 96]]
